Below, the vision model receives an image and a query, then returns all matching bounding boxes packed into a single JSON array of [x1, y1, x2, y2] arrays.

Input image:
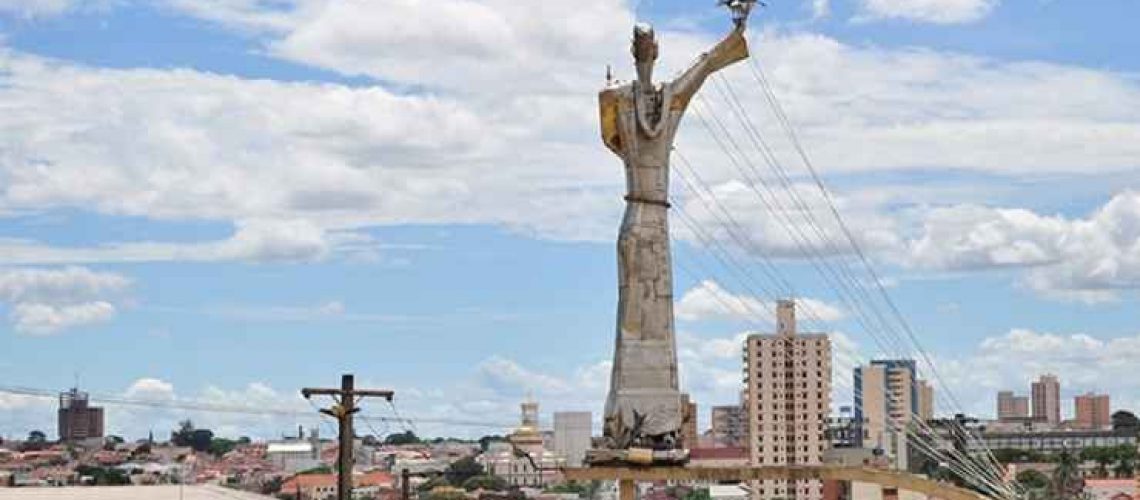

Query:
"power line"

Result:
[[0, 385, 514, 430]]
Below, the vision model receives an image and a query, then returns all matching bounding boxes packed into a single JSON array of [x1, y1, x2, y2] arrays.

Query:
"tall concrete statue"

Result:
[[596, 2, 753, 458]]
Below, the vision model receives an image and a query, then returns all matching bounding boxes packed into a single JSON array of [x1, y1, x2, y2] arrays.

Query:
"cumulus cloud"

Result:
[[907, 191, 1140, 302], [0, 0, 73, 17], [0, 265, 130, 302], [1, 10, 1139, 265], [935, 328, 1140, 417], [676, 280, 845, 323], [124, 378, 176, 401], [811, 0, 830, 19], [11, 301, 116, 334], [857, 0, 999, 24], [110, 378, 315, 440], [476, 356, 611, 399], [0, 266, 130, 334], [0, 219, 358, 265]]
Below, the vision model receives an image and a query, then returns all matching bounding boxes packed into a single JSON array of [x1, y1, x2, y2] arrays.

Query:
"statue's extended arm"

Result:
[[669, 24, 749, 112]]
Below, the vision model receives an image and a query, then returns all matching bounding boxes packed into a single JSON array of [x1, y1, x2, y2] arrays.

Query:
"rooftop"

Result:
[[0, 485, 272, 499]]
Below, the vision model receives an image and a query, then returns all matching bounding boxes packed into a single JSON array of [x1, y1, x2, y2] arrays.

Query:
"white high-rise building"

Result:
[[744, 300, 831, 500], [553, 411, 592, 467]]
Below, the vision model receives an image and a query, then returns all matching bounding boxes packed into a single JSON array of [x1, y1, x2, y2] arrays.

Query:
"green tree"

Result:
[[209, 438, 237, 457], [1016, 469, 1049, 490], [1111, 444, 1137, 478], [190, 429, 214, 452], [20, 430, 48, 451], [171, 420, 195, 447], [1112, 410, 1139, 432], [75, 465, 131, 486], [1051, 449, 1087, 500], [418, 476, 450, 492], [546, 481, 589, 496], [478, 435, 505, 452], [298, 465, 334, 475], [385, 431, 421, 445], [1079, 447, 1111, 478], [445, 456, 484, 486], [464, 475, 509, 491]]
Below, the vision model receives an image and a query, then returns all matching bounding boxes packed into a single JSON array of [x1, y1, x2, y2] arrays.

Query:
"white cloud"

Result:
[[811, 0, 830, 19], [11, 301, 116, 335], [124, 378, 176, 401], [675, 279, 845, 323], [474, 355, 611, 398], [0, 265, 130, 302], [110, 378, 315, 440], [0, 219, 388, 265], [162, 0, 299, 32], [2, 14, 1140, 264], [203, 299, 423, 324], [935, 328, 1140, 417], [685, 31, 1140, 176], [0, 392, 43, 411], [0, 0, 72, 17], [674, 178, 906, 261], [906, 191, 1140, 302], [0, 266, 130, 334], [857, 0, 998, 24]]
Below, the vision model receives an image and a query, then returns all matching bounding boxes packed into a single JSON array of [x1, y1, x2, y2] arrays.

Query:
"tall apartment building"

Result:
[[854, 359, 925, 470], [1031, 375, 1061, 424], [58, 387, 104, 442], [997, 391, 1030, 421], [1074, 393, 1110, 429], [917, 380, 934, 421], [711, 405, 745, 447], [552, 411, 592, 467], [681, 394, 699, 449], [744, 300, 831, 500]]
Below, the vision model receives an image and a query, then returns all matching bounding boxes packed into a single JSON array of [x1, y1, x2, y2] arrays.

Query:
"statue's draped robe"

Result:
[[598, 28, 749, 447]]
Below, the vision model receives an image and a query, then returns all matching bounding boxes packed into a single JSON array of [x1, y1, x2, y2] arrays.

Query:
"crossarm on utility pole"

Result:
[[301, 374, 395, 500], [350, 389, 395, 399]]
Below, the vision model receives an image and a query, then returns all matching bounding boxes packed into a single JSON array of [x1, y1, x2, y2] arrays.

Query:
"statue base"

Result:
[[584, 447, 689, 466]]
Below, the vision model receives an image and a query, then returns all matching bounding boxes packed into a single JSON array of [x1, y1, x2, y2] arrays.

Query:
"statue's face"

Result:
[[632, 23, 657, 87]]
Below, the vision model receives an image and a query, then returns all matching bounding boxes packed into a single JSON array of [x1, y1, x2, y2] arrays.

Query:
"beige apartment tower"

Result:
[[1074, 393, 1110, 429], [997, 391, 1030, 420], [917, 379, 934, 421], [854, 360, 930, 470], [712, 405, 745, 447], [744, 300, 831, 500], [1031, 375, 1061, 424]]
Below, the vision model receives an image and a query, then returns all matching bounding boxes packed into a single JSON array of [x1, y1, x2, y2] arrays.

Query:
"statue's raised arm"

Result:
[[669, 0, 754, 110]]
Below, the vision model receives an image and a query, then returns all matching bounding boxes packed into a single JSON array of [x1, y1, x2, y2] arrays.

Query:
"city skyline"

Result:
[[3, 0, 1140, 444]]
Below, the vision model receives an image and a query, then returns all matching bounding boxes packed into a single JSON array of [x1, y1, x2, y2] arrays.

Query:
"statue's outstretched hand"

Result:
[[719, 0, 758, 29]]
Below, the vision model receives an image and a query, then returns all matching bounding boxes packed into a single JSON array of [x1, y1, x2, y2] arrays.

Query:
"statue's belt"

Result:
[[624, 195, 671, 208]]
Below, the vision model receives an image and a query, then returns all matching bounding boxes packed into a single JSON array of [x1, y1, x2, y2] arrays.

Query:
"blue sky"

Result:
[[1, 0, 1140, 441]]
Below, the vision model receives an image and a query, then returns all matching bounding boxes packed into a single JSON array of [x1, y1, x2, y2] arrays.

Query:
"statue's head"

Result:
[[632, 23, 657, 87]]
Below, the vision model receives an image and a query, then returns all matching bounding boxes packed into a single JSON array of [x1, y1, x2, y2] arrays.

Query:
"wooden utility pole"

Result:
[[302, 374, 394, 500], [401, 468, 411, 500]]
